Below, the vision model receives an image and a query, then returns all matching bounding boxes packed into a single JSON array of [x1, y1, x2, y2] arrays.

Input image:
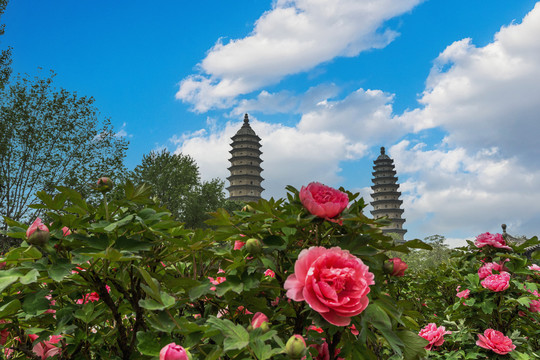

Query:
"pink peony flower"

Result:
[[299, 182, 349, 221], [251, 312, 269, 329], [284, 246, 374, 326], [481, 272, 510, 292], [527, 290, 540, 313], [310, 342, 344, 360], [61, 226, 71, 236], [76, 291, 103, 304], [418, 323, 451, 350], [476, 329, 516, 355], [349, 324, 359, 336], [29, 334, 63, 360], [474, 232, 511, 250], [385, 257, 408, 276], [528, 264, 540, 272], [264, 269, 275, 278], [478, 261, 509, 279], [307, 325, 324, 334], [159, 343, 188, 360], [233, 240, 245, 250], [456, 289, 470, 299], [208, 275, 226, 291], [26, 218, 50, 246]]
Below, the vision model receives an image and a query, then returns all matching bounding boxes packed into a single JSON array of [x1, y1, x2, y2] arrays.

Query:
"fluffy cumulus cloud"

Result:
[[177, 0, 422, 112], [390, 141, 540, 240], [400, 3, 540, 167], [175, 116, 371, 199]]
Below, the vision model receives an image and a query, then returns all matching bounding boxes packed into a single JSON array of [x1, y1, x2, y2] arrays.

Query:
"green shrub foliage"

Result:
[[0, 181, 539, 359]]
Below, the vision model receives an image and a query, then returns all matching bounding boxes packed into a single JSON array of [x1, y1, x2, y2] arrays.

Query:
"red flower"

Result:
[[481, 272, 510, 292], [264, 269, 275, 278], [385, 257, 408, 276], [476, 329, 515, 355], [299, 182, 348, 221], [159, 343, 188, 360], [28, 334, 63, 360], [418, 323, 451, 350], [478, 260, 509, 279], [284, 246, 374, 326], [233, 240, 245, 250], [251, 312, 269, 329], [26, 218, 50, 246], [474, 232, 511, 250]]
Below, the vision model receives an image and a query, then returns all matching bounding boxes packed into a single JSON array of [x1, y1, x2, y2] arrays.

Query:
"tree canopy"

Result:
[[0, 71, 128, 228], [131, 150, 234, 228]]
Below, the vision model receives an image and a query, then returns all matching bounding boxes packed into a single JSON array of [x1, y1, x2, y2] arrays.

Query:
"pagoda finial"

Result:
[[244, 113, 249, 123], [380, 147, 385, 155]]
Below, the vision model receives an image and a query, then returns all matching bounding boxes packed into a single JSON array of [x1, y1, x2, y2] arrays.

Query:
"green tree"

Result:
[[0, 0, 12, 89], [0, 71, 128, 242], [397, 235, 452, 273], [131, 150, 230, 228]]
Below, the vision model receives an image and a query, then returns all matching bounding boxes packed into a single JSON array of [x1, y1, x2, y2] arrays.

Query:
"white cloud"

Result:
[[177, 0, 423, 112], [400, 3, 540, 166], [389, 141, 540, 240]]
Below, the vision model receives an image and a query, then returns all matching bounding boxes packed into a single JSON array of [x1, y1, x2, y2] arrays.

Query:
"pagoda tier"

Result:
[[370, 147, 407, 242], [227, 114, 264, 202]]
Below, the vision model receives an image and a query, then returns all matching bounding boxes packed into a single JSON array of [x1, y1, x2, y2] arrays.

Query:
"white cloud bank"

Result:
[[174, 2, 540, 241], [176, 0, 422, 112]]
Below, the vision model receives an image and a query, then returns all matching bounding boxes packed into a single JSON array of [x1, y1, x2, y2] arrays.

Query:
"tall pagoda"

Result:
[[227, 114, 264, 202], [370, 147, 407, 241]]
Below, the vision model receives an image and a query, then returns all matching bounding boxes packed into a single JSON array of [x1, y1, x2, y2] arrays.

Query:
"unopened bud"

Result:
[[96, 177, 113, 193], [245, 238, 262, 255], [26, 218, 50, 246], [242, 205, 255, 212], [285, 335, 306, 359]]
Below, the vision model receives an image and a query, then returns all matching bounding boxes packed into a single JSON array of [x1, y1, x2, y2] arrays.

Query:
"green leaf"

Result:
[[206, 317, 249, 351], [136, 331, 170, 356], [48, 259, 74, 282], [22, 290, 50, 315], [189, 282, 213, 301], [0, 275, 20, 293], [404, 239, 433, 250], [19, 269, 39, 285], [0, 299, 21, 318], [396, 331, 428, 360], [479, 300, 496, 314]]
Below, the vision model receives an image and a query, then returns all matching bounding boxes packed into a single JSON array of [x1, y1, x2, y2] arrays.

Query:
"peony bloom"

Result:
[[481, 272, 510, 292], [476, 329, 516, 355], [233, 240, 245, 250], [284, 246, 374, 326], [474, 232, 511, 250], [527, 290, 540, 313], [159, 343, 188, 360], [528, 264, 540, 272], [61, 226, 71, 236], [310, 342, 344, 360], [456, 288, 470, 299], [299, 182, 349, 221], [264, 269, 275, 278], [478, 261, 509, 279], [418, 323, 451, 350], [385, 258, 408, 276], [251, 312, 269, 330], [76, 292, 100, 304], [29, 334, 62, 360], [208, 275, 226, 291], [26, 218, 50, 246]]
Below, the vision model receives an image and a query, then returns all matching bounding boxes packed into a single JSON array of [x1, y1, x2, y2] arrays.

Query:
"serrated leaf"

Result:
[[0, 299, 21, 318], [206, 317, 249, 351]]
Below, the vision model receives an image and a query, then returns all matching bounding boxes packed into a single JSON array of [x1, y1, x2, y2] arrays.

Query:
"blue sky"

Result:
[[3, 0, 540, 246]]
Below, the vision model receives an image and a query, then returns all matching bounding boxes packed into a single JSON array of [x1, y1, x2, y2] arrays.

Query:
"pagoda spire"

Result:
[[370, 147, 407, 242], [226, 114, 264, 202]]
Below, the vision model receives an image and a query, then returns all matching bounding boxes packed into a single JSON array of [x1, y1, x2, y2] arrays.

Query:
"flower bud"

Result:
[[26, 218, 50, 246], [384, 257, 408, 277], [285, 335, 306, 359], [251, 312, 270, 332], [159, 343, 188, 360], [245, 238, 262, 255], [242, 205, 255, 212], [96, 177, 113, 193]]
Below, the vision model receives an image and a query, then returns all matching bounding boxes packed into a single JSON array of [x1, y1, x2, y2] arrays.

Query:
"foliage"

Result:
[[131, 150, 233, 229], [395, 235, 453, 274], [0, 71, 128, 244], [0, 181, 432, 359]]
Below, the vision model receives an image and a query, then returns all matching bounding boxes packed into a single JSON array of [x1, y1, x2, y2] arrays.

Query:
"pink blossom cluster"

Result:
[[418, 323, 451, 350], [476, 329, 515, 355], [284, 246, 374, 326], [474, 232, 511, 250]]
